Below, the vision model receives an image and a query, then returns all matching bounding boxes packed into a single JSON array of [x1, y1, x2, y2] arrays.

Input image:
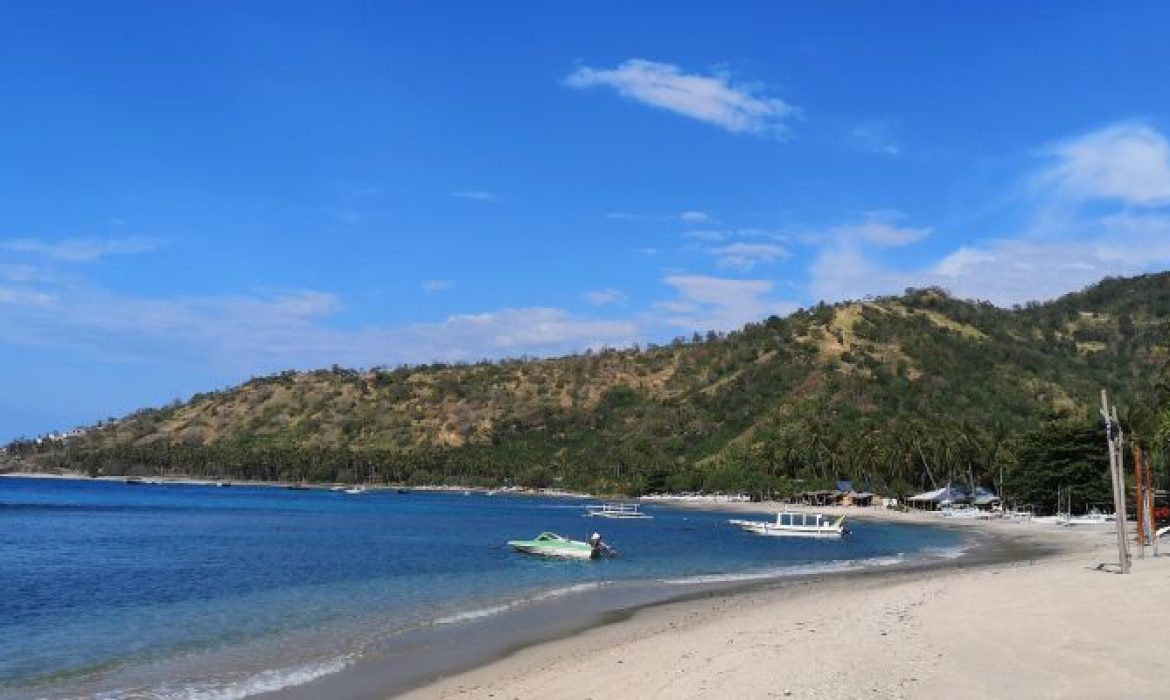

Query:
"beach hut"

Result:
[[798, 489, 841, 506], [846, 491, 875, 507], [971, 486, 1000, 510], [906, 485, 970, 511]]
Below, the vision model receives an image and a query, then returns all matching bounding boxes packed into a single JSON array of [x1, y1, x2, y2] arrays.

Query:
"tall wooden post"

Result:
[[1112, 405, 1131, 555], [1148, 452, 1159, 557], [1100, 391, 1130, 573], [1133, 445, 1145, 559]]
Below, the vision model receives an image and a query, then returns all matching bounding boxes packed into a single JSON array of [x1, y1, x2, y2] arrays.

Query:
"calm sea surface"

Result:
[[0, 477, 963, 699]]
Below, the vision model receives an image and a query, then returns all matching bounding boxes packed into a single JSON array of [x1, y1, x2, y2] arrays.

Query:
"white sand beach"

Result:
[[401, 509, 1169, 700]]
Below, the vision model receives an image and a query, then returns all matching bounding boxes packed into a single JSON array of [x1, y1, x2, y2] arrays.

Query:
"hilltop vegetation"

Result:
[[7, 273, 1170, 505]]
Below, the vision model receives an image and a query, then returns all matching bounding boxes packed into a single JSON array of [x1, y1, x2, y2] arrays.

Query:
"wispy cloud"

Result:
[[0, 264, 49, 283], [1034, 122, 1170, 206], [422, 279, 454, 293], [452, 191, 498, 202], [0, 286, 55, 307], [655, 275, 799, 331], [683, 229, 727, 242], [680, 210, 711, 224], [0, 275, 642, 371], [565, 59, 798, 137], [833, 210, 930, 247], [1, 237, 163, 262], [810, 123, 1170, 306], [711, 242, 790, 270], [852, 122, 901, 156], [584, 288, 627, 306]]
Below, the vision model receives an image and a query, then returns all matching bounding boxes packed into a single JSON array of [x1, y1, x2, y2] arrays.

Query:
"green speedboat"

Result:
[[507, 532, 614, 560]]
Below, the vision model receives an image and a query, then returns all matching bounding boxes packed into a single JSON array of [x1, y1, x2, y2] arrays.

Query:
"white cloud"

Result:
[[683, 229, 727, 242], [1, 237, 162, 262], [584, 288, 626, 306], [452, 191, 497, 202], [656, 275, 799, 331], [0, 275, 644, 371], [427, 308, 637, 355], [0, 286, 55, 307], [0, 264, 48, 283], [1035, 123, 1170, 206], [422, 279, 454, 293], [852, 123, 900, 156], [712, 242, 790, 270], [680, 210, 711, 223], [833, 211, 930, 247], [810, 210, 1170, 307], [565, 59, 798, 137]]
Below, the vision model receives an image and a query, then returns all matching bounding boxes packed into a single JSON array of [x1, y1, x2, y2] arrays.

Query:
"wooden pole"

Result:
[[1112, 405, 1131, 558], [1133, 445, 1145, 559], [1147, 451, 1159, 557], [1100, 391, 1130, 573]]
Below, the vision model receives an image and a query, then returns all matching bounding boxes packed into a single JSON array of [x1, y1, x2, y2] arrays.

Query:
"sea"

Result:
[[0, 477, 966, 699]]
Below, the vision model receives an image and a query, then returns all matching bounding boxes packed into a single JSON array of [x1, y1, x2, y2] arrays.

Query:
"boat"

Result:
[[728, 511, 847, 538], [1062, 509, 1114, 526], [586, 503, 652, 519], [939, 504, 989, 519], [343, 486, 367, 495], [507, 532, 616, 559]]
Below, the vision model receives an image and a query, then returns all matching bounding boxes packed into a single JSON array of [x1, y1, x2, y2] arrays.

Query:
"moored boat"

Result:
[[507, 532, 616, 559], [585, 503, 652, 519], [729, 511, 847, 538]]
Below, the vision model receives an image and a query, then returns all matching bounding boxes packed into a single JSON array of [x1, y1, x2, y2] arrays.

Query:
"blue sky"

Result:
[[4, 1, 1170, 441]]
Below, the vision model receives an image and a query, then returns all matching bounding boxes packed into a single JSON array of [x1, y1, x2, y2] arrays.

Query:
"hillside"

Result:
[[7, 272, 1170, 497]]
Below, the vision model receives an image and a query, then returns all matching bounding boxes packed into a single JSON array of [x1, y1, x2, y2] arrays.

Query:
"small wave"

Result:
[[659, 555, 909, 586], [433, 581, 610, 626], [918, 544, 968, 560], [94, 655, 353, 700]]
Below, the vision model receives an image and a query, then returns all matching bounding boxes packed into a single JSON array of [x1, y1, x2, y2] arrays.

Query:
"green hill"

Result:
[[7, 272, 1170, 498]]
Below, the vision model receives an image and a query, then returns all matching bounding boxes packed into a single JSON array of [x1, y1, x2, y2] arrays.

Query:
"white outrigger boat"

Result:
[[507, 532, 616, 559], [585, 503, 652, 519], [729, 511, 847, 538]]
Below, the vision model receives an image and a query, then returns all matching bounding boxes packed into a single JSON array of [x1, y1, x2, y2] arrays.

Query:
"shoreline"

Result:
[[263, 509, 1058, 700], [9, 474, 1164, 697], [391, 515, 1167, 700]]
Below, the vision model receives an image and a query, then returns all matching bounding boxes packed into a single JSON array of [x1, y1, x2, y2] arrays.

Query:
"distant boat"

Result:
[[343, 486, 367, 495], [330, 485, 346, 492], [507, 532, 616, 559], [586, 503, 652, 519], [939, 504, 988, 519], [1063, 509, 1114, 526], [215, 481, 231, 488], [729, 511, 847, 538]]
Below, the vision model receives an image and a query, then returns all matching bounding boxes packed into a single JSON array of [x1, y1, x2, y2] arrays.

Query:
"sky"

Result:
[[4, 1, 1170, 441]]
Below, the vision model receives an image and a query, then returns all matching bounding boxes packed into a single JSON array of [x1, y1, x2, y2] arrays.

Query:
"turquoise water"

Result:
[[0, 477, 963, 699]]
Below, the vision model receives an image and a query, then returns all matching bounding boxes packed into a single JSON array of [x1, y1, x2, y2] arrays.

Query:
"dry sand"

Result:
[[400, 508, 1170, 700]]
